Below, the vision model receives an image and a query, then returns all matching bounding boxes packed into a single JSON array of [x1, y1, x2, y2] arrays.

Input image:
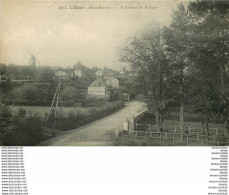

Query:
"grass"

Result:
[[115, 112, 228, 146], [114, 136, 217, 146], [48, 100, 124, 131], [9, 102, 122, 117]]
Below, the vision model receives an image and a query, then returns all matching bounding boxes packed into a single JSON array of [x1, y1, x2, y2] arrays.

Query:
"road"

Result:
[[40, 101, 146, 146]]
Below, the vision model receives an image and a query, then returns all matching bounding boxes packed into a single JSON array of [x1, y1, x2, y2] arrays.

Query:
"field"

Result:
[[9, 102, 122, 117]]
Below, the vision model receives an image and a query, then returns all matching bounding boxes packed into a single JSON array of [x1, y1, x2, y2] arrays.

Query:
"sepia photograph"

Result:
[[0, 0, 229, 146]]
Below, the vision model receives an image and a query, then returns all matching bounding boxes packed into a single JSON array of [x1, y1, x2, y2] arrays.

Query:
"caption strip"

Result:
[[2, 147, 28, 195], [209, 147, 228, 195]]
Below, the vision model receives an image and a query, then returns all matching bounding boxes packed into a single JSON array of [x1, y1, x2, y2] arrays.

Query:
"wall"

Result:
[[55, 71, 66, 77], [133, 110, 147, 124], [112, 79, 119, 88], [88, 87, 106, 96], [74, 70, 82, 78], [127, 110, 147, 131]]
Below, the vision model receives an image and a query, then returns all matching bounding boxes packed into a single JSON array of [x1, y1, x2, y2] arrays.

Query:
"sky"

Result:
[[0, 0, 184, 71]]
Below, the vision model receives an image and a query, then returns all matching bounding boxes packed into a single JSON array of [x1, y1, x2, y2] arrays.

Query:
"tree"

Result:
[[73, 61, 96, 83], [163, 3, 191, 138], [186, 1, 229, 135], [0, 63, 6, 75], [120, 26, 169, 131], [36, 67, 55, 83], [0, 104, 12, 135]]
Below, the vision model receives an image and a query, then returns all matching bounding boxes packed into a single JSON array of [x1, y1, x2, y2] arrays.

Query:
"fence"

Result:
[[135, 124, 225, 136], [119, 123, 228, 146]]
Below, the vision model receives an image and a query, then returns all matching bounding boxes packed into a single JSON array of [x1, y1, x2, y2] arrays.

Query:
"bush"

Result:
[[3, 108, 46, 146], [46, 100, 124, 131], [0, 104, 13, 134]]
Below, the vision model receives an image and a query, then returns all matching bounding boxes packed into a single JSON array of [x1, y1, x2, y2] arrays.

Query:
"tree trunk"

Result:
[[155, 111, 159, 132], [180, 66, 184, 140], [201, 116, 205, 134], [158, 49, 163, 131], [206, 117, 209, 138], [180, 101, 184, 139], [225, 110, 229, 137]]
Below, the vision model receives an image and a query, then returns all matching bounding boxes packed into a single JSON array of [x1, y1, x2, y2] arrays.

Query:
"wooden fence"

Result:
[[135, 124, 225, 136], [119, 123, 228, 146]]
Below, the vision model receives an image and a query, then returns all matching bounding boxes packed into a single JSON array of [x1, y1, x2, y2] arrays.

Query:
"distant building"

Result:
[[95, 70, 103, 77], [115, 74, 128, 86], [104, 77, 119, 88], [55, 70, 67, 78], [87, 77, 108, 100], [102, 68, 119, 77], [119, 67, 126, 75], [54, 70, 73, 80], [74, 70, 84, 78]]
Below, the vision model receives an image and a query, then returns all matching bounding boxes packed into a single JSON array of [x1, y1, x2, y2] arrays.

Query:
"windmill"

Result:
[[28, 50, 41, 69]]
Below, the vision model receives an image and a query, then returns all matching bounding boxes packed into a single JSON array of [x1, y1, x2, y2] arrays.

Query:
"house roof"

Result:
[[103, 77, 118, 83], [115, 74, 128, 79], [89, 77, 106, 87], [102, 68, 118, 77]]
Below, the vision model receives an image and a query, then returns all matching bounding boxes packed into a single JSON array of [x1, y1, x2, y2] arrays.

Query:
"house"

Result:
[[104, 77, 119, 88], [55, 70, 67, 78], [10, 76, 33, 82], [95, 70, 103, 77], [87, 77, 108, 100], [54, 69, 73, 80], [115, 74, 128, 86], [119, 67, 126, 75], [73, 70, 84, 78], [102, 67, 119, 77]]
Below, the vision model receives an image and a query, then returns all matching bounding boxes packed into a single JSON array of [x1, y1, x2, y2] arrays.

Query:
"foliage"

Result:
[[73, 61, 96, 83], [35, 67, 55, 83], [46, 100, 124, 130], [6, 64, 34, 77], [3, 108, 46, 146], [0, 63, 7, 75], [0, 104, 13, 135], [120, 25, 170, 130], [120, 1, 229, 136]]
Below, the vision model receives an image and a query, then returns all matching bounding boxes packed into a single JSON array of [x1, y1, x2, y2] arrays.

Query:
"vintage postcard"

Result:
[[0, 0, 228, 146]]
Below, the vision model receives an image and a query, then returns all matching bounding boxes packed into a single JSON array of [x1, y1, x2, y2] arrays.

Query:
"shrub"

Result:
[[46, 100, 124, 131], [4, 108, 46, 146]]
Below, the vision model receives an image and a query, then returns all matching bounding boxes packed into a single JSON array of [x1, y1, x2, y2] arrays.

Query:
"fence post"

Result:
[[175, 126, 177, 133], [216, 128, 218, 136], [188, 127, 191, 134], [165, 132, 168, 140], [187, 135, 189, 146]]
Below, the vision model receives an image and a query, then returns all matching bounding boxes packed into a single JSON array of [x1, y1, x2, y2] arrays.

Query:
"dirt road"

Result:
[[40, 101, 146, 146]]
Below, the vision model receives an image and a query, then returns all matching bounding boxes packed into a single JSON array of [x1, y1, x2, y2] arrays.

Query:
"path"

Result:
[[40, 101, 146, 146]]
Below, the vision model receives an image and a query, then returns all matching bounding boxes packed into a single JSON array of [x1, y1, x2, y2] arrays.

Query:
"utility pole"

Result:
[[45, 81, 61, 132], [53, 83, 61, 132]]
